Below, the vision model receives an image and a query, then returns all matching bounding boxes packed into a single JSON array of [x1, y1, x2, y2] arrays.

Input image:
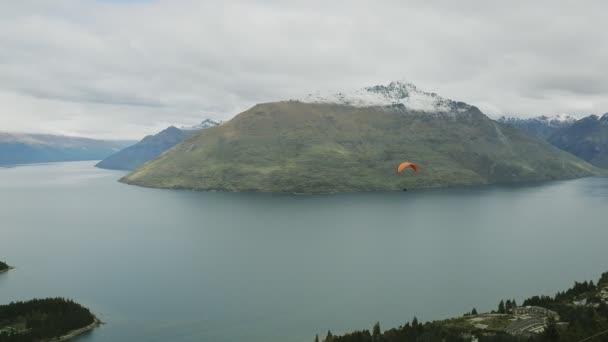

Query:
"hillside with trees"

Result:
[[0, 298, 97, 342], [320, 271, 608, 342]]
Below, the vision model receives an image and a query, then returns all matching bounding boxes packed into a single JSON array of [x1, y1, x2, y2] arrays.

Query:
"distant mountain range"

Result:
[[95, 119, 222, 170], [499, 113, 608, 168], [0, 133, 134, 166], [548, 114, 608, 168], [121, 81, 596, 193], [497, 114, 577, 140]]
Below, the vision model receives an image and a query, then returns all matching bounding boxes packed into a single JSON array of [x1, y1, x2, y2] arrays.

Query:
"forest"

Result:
[[319, 272, 608, 342], [0, 298, 96, 342]]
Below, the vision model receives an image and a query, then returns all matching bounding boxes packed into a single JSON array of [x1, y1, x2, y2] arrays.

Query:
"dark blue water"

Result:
[[1, 161, 607, 342]]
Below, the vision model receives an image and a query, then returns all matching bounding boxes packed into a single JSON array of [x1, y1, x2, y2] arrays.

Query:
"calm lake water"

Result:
[[1, 161, 607, 342]]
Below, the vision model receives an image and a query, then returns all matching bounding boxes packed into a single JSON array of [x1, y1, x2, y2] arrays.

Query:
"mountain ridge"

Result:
[[121, 81, 596, 193], [96, 119, 222, 170], [497, 114, 578, 140], [548, 114, 608, 168], [499, 113, 608, 168], [0, 132, 135, 166], [296, 81, 472, 114]]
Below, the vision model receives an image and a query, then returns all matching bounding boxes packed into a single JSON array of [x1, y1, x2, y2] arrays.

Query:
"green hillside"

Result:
[[121, 102, 596, 193]]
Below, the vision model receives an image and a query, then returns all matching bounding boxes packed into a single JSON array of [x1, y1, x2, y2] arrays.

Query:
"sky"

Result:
[[1, 0, 608, 139]]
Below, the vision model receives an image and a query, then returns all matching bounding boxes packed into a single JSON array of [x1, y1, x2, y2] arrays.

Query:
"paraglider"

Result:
[[397, 162, 419, 192], [397, 162, 419, 174]]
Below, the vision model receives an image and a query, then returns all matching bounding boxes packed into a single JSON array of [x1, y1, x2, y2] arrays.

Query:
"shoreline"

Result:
[[0, 266, 14, 273], [119, 174, 601, 195], [53, 318, 101, 342]]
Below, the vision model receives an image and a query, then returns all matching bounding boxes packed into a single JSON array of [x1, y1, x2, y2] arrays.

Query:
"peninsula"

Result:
[[0, 261, 11, 273], [0, 298, 99, 342]]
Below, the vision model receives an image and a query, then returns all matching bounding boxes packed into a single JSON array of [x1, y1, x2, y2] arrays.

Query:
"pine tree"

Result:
[[314, 334, 319, 342], [412, 316, 419, 327], [512, 298, 517, 308], [325, 330, 333, 342], [372, 321, 381, 339], [471, 308, 478, 315], [543, 317, 559, 342], [498, 300, 505, 314]]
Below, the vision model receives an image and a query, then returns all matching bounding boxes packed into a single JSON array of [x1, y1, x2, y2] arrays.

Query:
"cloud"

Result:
[[1, 0, 608, 139]]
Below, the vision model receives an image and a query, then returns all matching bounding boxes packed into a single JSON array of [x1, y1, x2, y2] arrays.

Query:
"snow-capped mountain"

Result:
[[296, 81, 472, 113], [498, 114, 578, 140], [547, 113, 579, 124], [548, 113, 608, 167], [180, 118, 223, 131], [499, 114, 577, 126]]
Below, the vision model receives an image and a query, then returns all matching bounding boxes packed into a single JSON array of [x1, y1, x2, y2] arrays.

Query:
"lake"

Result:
[[1, 161, 607, 342]]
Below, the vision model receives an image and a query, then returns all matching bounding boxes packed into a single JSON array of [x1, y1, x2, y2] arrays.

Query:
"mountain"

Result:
[[301, 81, 468, 113], [180, 118, 224, 131], [96, 119, 222, 170], [497, 114, 577, 140], [121, 81, 596, 193], [497, 113, 608, 168], [548, 114, 608, 168], [0, 133, 134, 166]]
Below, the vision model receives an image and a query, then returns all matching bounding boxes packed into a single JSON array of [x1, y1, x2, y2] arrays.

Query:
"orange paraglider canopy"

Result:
[[397, 162, 419, 173]]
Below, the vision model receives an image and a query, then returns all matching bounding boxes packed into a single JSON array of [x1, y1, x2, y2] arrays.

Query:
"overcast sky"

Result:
[[1, 0, 608, 139]]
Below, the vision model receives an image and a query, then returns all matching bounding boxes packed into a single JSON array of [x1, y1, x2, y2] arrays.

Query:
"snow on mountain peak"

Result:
[[548, 113, 577, 123], [498, 113, 577, 127], [534, 114, 578, 125], [296, 81, 471, 113], [181, 118, 223, 131]]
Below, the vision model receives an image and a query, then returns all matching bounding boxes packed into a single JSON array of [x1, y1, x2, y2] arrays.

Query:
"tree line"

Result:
[[318, 271, 608, 342], [0, 298, 96, 342]]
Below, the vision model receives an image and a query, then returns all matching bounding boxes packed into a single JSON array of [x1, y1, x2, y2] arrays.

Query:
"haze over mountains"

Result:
[[6, 81, 606, 183], [122, 81, 596, 193], [0, 133, 134, 166], [499, 113, 608, 168], [96, 119, 222, 170], [498, 114, 578, 140], [548, 114, 608, 168]]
